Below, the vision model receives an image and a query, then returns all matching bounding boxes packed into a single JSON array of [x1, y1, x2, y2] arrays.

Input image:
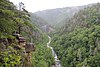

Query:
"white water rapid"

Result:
[[47, 36, 61, 67]]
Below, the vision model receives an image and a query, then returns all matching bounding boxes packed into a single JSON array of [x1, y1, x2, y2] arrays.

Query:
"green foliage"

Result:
[[30, 13, 54, 34], [0, 0, 54, 67], [0, 46, 21, 67], [32, 44, 55, 67], [0, 0, 47, 43], [51, 3, 100, 67]]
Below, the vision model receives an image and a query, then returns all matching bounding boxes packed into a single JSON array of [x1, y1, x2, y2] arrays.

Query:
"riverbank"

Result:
[[47, 36, 61, 67]]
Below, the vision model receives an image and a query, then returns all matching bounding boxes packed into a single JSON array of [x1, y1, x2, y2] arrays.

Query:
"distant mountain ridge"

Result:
[[34, 3, 96, 28], [34, 6, 85, 27], [30, 13, 54, 33], [51, 3, 100, 67]]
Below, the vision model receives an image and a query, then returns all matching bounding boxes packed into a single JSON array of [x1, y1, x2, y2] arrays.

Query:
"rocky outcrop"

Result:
[[0, 32, 35, 67]]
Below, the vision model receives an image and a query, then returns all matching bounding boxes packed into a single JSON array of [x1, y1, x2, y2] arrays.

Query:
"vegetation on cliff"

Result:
[[51, 3, 100, 67], [0, 0, 54, 67]]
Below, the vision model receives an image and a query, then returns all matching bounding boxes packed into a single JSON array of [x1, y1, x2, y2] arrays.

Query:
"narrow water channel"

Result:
[[47, 36, 61, 67]]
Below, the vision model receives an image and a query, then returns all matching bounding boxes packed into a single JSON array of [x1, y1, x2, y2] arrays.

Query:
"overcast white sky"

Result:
[[10, 0, 100, 12]]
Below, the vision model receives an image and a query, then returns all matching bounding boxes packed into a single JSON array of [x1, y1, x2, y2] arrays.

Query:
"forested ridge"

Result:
[[34, 4, 96, 28], [0, 0, 54, 67], [30, 13, 54, 33], [51, 3, 100, 67], [0, 0, 100, 67]]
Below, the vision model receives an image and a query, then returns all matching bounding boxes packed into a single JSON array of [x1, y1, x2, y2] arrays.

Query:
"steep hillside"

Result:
[[0, 0, 54, 67], [30, 13, 55, 33], [61, 3, 100, 32], [51, 3, 100, 67], [34, 6, 86, 27], [30, 13, 48, 27]]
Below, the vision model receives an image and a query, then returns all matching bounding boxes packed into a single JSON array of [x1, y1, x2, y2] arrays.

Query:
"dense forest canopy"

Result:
[[0, 0, 54, 67], [0, 0, 100, 67], [51, 3, 100, 67]]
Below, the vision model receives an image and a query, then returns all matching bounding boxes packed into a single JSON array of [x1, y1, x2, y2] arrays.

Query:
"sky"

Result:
[[10, 0, 100, 12]]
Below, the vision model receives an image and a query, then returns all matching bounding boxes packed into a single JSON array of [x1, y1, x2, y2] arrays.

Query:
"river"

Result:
[[47, 36, 61, 67]]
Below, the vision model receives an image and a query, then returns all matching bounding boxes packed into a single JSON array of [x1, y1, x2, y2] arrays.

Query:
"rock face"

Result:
[[25, 43, 35, 53], [0, 32, 35, 67], [13, 32, 35, 66], [52, 65, 56, 67]]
